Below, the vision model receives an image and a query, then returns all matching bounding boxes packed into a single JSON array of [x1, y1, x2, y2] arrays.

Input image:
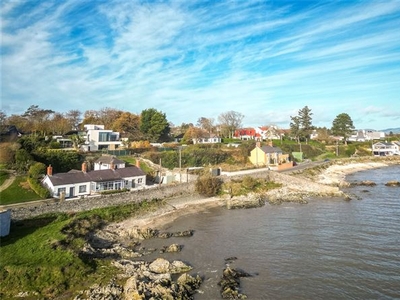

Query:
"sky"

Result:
[[1, 0, 400, 131]]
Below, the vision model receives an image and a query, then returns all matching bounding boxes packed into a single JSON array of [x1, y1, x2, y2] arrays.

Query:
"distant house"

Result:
[[81, 124, 122, 152], [174, 133, 185, 143], [94, 155, 126, 170], [249, 142, 292, 169], [42, 158, 146, 199], [234, 126, 284, 141], [51, 124, 123, 151], [349, 129, 385, 142], [234, 128, 259, 140], [372, 141, 400, 156], [193, 134, 222, 144]]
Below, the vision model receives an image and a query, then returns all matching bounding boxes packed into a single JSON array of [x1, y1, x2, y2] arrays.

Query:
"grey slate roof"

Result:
[[260, 145, 283, 153], [47, 166, 145, 186], [95, 156, 125, 165]]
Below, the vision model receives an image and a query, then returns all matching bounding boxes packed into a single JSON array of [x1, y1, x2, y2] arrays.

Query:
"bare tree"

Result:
[[218, 111, 244, 138], [196, 117, 215, 136], [65, 110, 82, 130]]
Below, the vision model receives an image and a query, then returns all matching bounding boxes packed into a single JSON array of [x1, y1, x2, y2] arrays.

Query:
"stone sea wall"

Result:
[[10, 183, 197, 221]]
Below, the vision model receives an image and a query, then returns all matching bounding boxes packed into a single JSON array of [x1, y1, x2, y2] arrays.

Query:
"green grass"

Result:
[[0, 176, 43, 205], [118, 155, 153, 173], [0, 199, 165, 299], [0, 170, 9, 186]]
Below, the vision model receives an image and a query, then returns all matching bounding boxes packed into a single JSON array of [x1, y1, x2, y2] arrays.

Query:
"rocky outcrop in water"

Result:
[[159, 243, 182, 253], [218, 266, 251, 299], [385, 180, 400, 187], [124, 227, 194, 240], [349, 180, 377, 187], [226, 193, 266, 209]]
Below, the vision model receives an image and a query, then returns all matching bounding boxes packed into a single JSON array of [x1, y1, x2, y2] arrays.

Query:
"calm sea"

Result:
[[141, 165, 400, 299]]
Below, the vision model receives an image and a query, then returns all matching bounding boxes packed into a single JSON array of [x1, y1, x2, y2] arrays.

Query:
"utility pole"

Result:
[[159, 158, 162, 187], [179, 146, 182, 183], [336, 140, 339, 157]]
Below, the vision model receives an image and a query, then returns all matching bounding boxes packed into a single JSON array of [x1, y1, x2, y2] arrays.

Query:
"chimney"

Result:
[[110, 162, 115, 170], [47, 165, 53, 176], [82, 162, 87, 173], [256, 141, 261, 148], [136, 159, 141, 169], [268, 140, 273, 147]]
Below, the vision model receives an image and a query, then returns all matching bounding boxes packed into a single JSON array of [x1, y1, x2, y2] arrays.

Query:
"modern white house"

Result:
[[51, 124, 123, 152], [42, 157, 146, 199], [372, 141, 400, 156], [81, 124, 122, 152]]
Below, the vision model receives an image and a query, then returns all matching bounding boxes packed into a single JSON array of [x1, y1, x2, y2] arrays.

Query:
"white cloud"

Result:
[[1, 0, 399, 131]]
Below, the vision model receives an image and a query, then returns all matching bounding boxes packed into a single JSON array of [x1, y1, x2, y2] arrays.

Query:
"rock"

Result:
[[218, 266, 250, 299], [385, 180, 400, 187], [350, 180, 376, 186], [227, 194, 266, 209], [177, 273, 202, 294], [149, 258, 170, 274], [172, 230, 194, 237], [225, 256, 238, 262], [85, 280, 123, 300], [158, 232, 172, 239], [127, 227, 159, 240], [170, 260, 193, 274], [160, 243, 182, 253]]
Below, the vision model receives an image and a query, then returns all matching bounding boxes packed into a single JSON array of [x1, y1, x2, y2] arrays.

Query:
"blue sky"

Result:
[[1, 0, 400, 130]]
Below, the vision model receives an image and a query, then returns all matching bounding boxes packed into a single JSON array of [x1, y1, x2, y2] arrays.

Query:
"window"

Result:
[[79, 185, 87, 193], [138, 178, 143, 184], [58, 187, 66, 196]]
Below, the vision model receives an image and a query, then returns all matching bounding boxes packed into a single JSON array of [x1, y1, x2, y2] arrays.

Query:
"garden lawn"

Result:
[[0, 175, 43, 205], [0, 170, 9, 186]]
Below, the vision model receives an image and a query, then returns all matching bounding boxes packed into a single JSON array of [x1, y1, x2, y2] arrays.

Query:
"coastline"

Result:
[[107, 159, 399, 233]]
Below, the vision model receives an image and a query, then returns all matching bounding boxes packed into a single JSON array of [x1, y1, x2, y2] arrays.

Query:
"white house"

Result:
[[193, 135, 222, 144], [42, 160, 146, 199], [81, 124, 122, 152], [51, 124, 123, 152], [94, 155, 126, 170], [372, 141, 400, 156], [349, 129, 385, 142]]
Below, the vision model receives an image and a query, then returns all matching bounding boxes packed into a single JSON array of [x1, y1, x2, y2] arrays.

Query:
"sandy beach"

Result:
[[108, 159, 399, 233], [316, 162, 389, 186]]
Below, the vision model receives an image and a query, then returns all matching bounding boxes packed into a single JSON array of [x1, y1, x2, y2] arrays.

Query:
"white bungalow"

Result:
[[42, 160, 146, 199]]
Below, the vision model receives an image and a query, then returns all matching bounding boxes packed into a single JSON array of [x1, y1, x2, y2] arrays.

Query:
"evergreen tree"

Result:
[[331, 113, 355, 143], [140, 108, 170, 142]]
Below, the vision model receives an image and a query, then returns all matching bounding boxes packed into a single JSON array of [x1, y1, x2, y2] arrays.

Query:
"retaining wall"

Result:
[[10, 183, 196, 221]]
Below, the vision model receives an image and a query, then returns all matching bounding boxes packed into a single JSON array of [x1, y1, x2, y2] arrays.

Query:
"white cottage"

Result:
[[42, 160, 146, 199]]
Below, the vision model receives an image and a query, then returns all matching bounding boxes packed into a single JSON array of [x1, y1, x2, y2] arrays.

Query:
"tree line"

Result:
[[1, 104, 356, 145], [0, 105, 247, 143]]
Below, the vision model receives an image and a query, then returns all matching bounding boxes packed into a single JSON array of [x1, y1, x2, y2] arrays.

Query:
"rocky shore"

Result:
[[75, 159, 399, 299]]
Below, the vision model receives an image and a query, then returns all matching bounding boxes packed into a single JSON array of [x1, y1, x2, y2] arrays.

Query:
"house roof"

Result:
[[260, 145, 283, 153], [46, 166, 145, 186], [95, 156, 125, 165]]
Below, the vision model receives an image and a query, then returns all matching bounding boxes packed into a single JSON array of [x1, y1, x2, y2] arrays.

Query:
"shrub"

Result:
[[27, 177, 50, 198], [241, 176, 258, 190], [29, 162, 46, 179], [195, 173, 223, 197]]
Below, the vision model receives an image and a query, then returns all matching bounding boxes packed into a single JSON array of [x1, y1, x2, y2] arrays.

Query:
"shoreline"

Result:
[[107, 160, 399, 233]]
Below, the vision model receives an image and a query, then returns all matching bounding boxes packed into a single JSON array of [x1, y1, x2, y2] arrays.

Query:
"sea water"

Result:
[[141, 165, 400, 299]]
